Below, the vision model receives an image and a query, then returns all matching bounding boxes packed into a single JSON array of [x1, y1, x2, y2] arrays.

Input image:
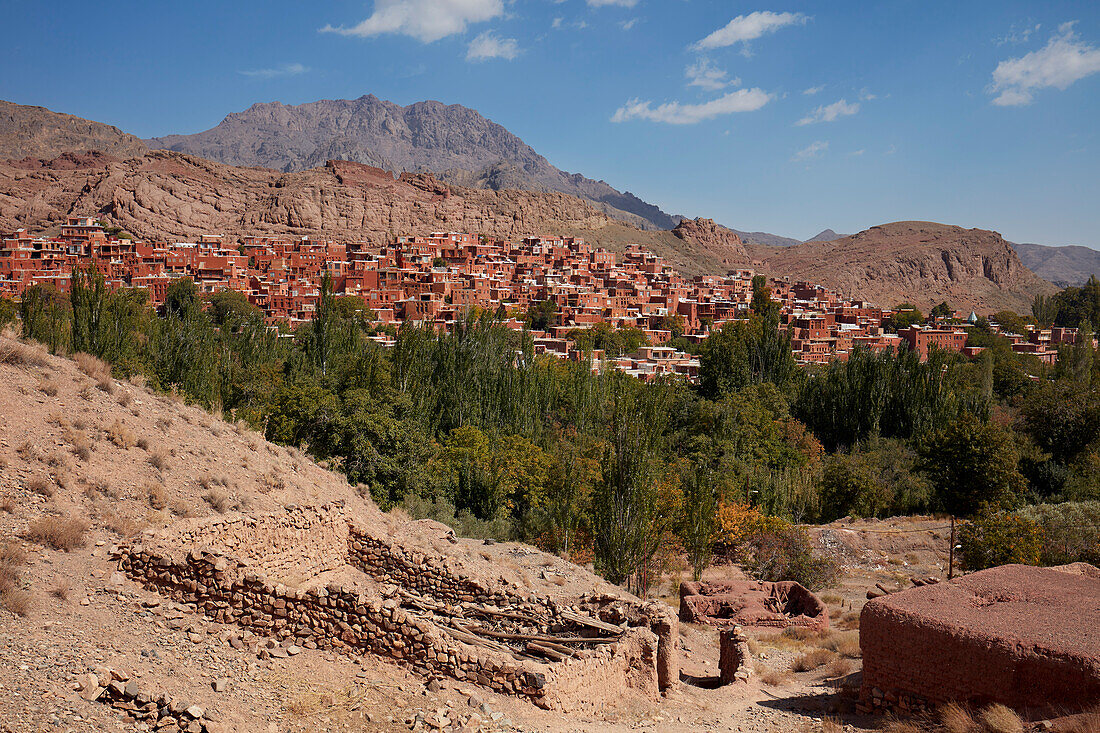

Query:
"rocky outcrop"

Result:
[[0, 100, 147, 161], [145, 95, 678, 230], [672, 217, 749, 265], [749, 221, 1056, 313]]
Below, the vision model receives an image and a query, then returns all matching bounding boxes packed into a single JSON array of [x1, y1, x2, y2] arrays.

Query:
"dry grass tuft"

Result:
[[203, 489, 236, 514], [979, 704, 1023, 733], [72, 353, 113, 395], [169, 499, 195, 518], [67, 428, 92, 461], [25, 516, 89, 551], [149, 449, 170, 471], [822, 657, 855, 678], [0, 496, 15, 514], [136, 436, 150, 451], [940, 702, 978, 733], [883, 720, 925, 733], [1061, 709, 1100, 733], [50, 579, 70, 601], [0, 542, 31, 617], [38, 377, 60, 396], [106, 419, 136, 449], [27, 476, 54, 498], [0, 338, 47, 367], [117, 390, 133, 408], [755, 664, 793, 686], [818, 630, 861, 658], [144, 482, 168, 510], [100, 511, 144, 538], [791, 648, 838, 672], [155, 417, 172, 432]]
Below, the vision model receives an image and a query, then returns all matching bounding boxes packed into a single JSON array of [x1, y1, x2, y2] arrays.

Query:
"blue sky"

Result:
[[3, 1, 1099, 247]]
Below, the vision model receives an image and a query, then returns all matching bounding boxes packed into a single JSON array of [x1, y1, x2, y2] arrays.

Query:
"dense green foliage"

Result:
[[9, 272, 1100, 589]]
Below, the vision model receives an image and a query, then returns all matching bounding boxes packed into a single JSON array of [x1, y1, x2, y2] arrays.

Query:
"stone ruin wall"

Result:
[[117, 503, 672, 711], [679, 581, 829, 631]]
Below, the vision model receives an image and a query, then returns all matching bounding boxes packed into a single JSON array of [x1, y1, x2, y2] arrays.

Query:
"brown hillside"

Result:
[[0, 100, 148, 161], [0, 150, 743, 277], [748, 221, 1056, 313]]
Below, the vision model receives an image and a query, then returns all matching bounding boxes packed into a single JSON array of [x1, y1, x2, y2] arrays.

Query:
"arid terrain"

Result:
[[0, 331, 976, 733]]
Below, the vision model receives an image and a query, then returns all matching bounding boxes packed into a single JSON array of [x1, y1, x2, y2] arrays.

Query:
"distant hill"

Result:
[[0, 100, 147, 161], [1010, 241, 1100, 288], [728, 228, 802, 248], [804, 229, 847, 243], [748, 221, 1057, 314], [145, 95, 677, 231]]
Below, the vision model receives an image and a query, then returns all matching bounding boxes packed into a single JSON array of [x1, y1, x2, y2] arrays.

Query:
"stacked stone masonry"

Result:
[[118, 502, 678, 712], [679, 580, 829, 631]]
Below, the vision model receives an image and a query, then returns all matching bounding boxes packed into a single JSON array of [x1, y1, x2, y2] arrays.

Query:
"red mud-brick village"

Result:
[[1, 217, 1087, 375]]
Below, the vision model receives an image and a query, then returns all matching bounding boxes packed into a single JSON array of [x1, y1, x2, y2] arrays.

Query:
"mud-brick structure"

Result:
[[117, 502, 679, 712], [679, 580, 829, 631], [860, 564, 1100, 714]]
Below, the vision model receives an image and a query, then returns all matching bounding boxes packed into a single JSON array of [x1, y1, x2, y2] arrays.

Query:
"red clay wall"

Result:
[[860, 565, 1100, 714]]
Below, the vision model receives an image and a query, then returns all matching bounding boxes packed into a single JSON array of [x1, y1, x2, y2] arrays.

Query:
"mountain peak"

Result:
[[144, 95, 677, 230]]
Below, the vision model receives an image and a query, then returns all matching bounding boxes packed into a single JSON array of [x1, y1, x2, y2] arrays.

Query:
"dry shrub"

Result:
[[73, 352, 110, 382], [0, 496, 15, 514], [101, 511, 144, 538], [940, 702, 979, 733], [16, 441, 38, 461], [0, 543, 25, 568], [0, 338, 46, 367], [106, 419, 136, 449], [755, 664, 793, 686], [203, 489, 235, 514], [149, 449, 170, 471], [1062, 709, 1100, 733], [136, 436, 150, 451], [169, 499, 194, 518], [78, 385, 93, 401], [117, 390, 133, 408], [145, 483, 168, 510], [38, 377, 60, 396], [50, 579, 70, 601], [72, 417, 87, 430], [68, 430, 92, 461], [837, 611, 861, 630], [156, 417, 172, 432], [979, 704, 1023, 733], [822, 657, 854, 678], [44, 450, 66, 468], [27, 476, 54, 498], [791, 648, 838, 672], [0, 542, 29, 614], [818, 630, 861, 658], [25, 516, 89, 551], [819, 592, 843, 605], [820, 719, 842, 733]]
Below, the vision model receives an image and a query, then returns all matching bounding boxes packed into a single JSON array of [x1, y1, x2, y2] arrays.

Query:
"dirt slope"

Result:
[[0, 333, 881, 732]]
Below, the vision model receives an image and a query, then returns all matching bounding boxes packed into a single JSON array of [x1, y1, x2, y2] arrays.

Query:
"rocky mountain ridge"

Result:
[[145, 95, 678, 231], [0, 100, 147, 161], [748, 221, 1056, 313]]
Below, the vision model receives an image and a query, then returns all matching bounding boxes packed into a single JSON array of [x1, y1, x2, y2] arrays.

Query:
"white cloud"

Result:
[[320, 0, 503, 43], [796, 98, 859, 125], [692, 11, 807, 51], [996, 23, 1041, 46], [989, 22, 1100, 106], [239, 63, 309, 79], [466, 31, 519, 61], [611, 88, 771, 125], [587, 0, 637, 7], [858, 88, 877, 101], [792, 141, 827, 161], [551, 17, 563, 30], [620, 18, 639, 30], [685, 59, 737, 91], [802, 85, 824, 95]]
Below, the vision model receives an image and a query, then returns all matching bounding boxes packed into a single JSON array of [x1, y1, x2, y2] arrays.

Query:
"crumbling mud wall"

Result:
[[118, 503, 677, 711], [860, 564, 1100, 714], [679, 580, 829, 631]]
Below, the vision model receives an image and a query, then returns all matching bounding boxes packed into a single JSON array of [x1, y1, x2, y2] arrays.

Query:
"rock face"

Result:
[[0, 100, 147, 161], [0, 151, 749, 276], [672, 217, 749, 264], [748, 221, 1056, 313], [146, 95, 677, 230]]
